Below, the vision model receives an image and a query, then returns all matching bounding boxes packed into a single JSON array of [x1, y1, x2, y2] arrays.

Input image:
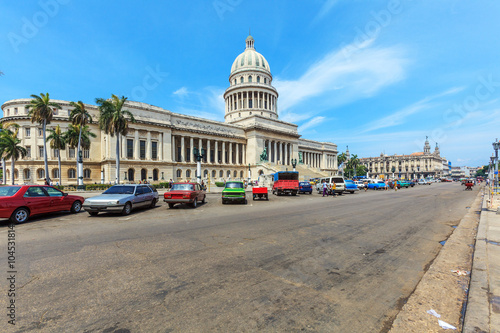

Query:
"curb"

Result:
[[463, 191, 490, 332]]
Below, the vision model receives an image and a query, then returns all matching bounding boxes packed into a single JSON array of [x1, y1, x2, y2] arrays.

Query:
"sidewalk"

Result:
[[464, 188, 500, 332]]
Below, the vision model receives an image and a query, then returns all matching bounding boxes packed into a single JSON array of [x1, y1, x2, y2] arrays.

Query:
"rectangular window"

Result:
[[83, 149, 89, 158], [38, 129, 43, 137], [210, 149, 214, 163], [25, 128, 31, 137], [38, 146, 44, 158], [127, 139, 134, 159], [14, 108, 18, 115], [151, 142, 158, 160], [140, 140, 146, 159], [26, 146, 31, 158], [69, 148, 75, 158], [177, 147, 181, 162], [53, 149, 59, 158]]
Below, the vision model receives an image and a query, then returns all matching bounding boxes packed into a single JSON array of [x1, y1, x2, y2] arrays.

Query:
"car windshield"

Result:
[[226, 182, 243, 189], [103, 186, 135, 195], [0, 186, 21, 196], [172, 184, 194, 191]]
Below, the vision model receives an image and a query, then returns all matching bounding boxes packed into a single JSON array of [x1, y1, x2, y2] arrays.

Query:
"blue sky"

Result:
[[1, 0, 499, 167]]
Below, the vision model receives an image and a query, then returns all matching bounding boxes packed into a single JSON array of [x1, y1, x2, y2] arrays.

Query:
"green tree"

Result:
[[0, 128, 27, 185], [475, 165, 488, 178], [0, 122, 19, 184], [64, 124, 96, 151], [97, 95, 135, 184], [69, 101, 93, 186], [47, 125, 67, 185], [26, 93, 61, 183]]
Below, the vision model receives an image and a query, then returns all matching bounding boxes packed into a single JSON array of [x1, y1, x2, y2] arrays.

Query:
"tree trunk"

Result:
[[77, 126, 82, 186], [115, 133, 120, 184], [2, 158, 5, 184], [58, 150, 62, 186], [43, 119, 50, 183], [11, 156, 15, 185]]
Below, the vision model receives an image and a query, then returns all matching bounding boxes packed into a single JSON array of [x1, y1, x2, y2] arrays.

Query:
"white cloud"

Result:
[[173, 86, 189, 97], [275, 38, 409, 122], [312, 0, 340, 24], [298, 116, 325, 132]]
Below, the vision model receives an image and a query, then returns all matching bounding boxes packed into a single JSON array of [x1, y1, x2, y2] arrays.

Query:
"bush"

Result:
[[215, 181, 225, 187], [54, 185, 65, 190], [85, 184, 113, 191]]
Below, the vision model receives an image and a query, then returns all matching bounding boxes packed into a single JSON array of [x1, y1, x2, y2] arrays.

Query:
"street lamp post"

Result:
[[491, 155, 496, 188], [100, 169, 104, 184], [248, 164, 251, 184], [193, 147, 206, 184], [493, 139, 499, 191], [291, 158, 297, 172], [77, 150, 84, 190]]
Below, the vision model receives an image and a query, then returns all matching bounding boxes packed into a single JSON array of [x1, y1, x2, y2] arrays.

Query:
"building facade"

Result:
[[360, 138, 448, 180], [1, 35, 338, 185]]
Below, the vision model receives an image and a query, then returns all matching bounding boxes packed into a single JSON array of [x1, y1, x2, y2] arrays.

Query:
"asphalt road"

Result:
[[0, 182, 478, 332]]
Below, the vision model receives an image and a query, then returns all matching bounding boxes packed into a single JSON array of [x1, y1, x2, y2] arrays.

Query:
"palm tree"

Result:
[[65, 124, 96, 151], [0, 129, 27, 185], [26, 93, 61, 183], [47, 125, 66, 185], [96, 95, 136, 184], [0, 122, 20, 184], [69, 101, 93, 187], [337, 152, 348, 166]]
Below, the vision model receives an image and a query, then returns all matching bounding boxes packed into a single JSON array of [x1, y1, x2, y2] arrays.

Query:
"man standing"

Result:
[[322, 180, 328, 197]]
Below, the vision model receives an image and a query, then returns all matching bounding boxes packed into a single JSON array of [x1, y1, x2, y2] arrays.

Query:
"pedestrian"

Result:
[[331, 182, 336, 197], [364, 180, 368, 192], [385, 179, 388, 191], [44, 178, 49, 186], [394, 180, 398, 191], [49, 180, 53, 186], [322, 180, 328, 197]]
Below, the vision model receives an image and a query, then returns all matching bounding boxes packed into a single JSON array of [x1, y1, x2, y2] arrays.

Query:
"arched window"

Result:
[[212, 170, 216, 178], [68, 168, 76, 179], [240, 171, 244, 178], [186, 170, 191, 178], [153, 169, 159, 181], [176, 169, 182, 178], [233, 170, 237, 178], [204, 169, 208, 177], [219, 170, 223, 178], [248, 76, 252, 83], [37, 169, 45, 179], [264, 78, 267, 84], [227, 170, 231, 177], [257, 76, 260, 83], [128, 168, 135, 182], [259, 170, 264, 175], [14, 169, 18, 180], [240, 77, 244, 83], [52, 168, 59, 179], [234, 79, 236, 85], [84, 169, 91, 178], [24, 169, 31, 179], [141, 168, 147, 181]]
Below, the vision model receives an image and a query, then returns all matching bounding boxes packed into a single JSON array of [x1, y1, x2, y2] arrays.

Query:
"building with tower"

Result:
[[0, 35, 339, 185], [360, 137, 448, 180]]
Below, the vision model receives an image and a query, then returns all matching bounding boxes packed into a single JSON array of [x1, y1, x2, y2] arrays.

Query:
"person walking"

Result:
[[364, 180, 368, 192], [385, 179, 389, 191], [330, 182, 336, 197], [322, 180, 328, 197]]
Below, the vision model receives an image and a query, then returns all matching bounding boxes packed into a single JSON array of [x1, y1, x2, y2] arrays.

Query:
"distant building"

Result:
[[360, 137, 448, 179]]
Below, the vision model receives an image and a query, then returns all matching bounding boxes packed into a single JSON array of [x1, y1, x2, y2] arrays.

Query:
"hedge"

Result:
[[215, 181, 225, 187]]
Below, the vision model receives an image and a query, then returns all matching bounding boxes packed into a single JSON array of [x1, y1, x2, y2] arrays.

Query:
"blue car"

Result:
[[367, 180, 388, 190], [344, 180, 359, 194], [298, 181, 313, 194]]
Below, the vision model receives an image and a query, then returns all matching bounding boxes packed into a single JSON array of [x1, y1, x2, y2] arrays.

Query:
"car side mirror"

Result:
[[63, 193, 68, 197]]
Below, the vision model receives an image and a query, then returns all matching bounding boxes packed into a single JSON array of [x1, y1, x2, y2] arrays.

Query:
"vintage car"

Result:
[[344, 180, 359, 193], [367, 180, 388, 190], [0, 185, 84, 224], [83, 184, 159, 216], [397, 180, 411, 188], [222, 181, 247, 204], [298, 181, 313, 194], [164, 182, 206, 208], [354, 180, 366, 189]]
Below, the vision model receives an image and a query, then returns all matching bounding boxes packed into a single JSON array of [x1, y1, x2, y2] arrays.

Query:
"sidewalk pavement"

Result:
[[464, 188, 500, 332]]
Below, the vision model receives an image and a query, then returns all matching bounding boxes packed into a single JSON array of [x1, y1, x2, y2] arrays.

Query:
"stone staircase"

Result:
[[256, 162, 328, 181]]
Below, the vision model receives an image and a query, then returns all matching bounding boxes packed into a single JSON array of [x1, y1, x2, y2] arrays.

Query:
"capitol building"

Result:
[[1, 35, 339, 185]]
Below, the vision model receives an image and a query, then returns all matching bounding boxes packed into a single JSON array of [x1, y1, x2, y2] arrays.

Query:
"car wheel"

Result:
[[350, 191, 354, 194], [121, 202, 132, 216], [244, 199, 247, 204], [71, 200, 82, 213], [201, 195, 206, 204], [168, 203, 175, 209], [88, 212, 99, 216], [150, 198, 157, 208], [10, 207, 29, 224], [222, 199, 226, 205], [192, 198, 198, 208]]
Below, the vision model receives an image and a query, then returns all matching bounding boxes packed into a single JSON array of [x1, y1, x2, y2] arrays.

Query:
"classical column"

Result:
[[278, 142, 282, 165], [180, 136, 185, 162], [273, 141, 277, 164], [171, 135, 176, 162], [267, 140, 271, 161], [122, 134, 127, 159], [215, 140, 219, 163], [207, 139, 211, 163], [134, 130, 139, 160], [284, 143, 288, 166], [159, 133, 163, 161], [236, 143, 239, 164], [189, 137, 194, 162], [146, 131, 151, 160], [229, 142, 233, 164], [222, 141, 226, 164], [242, 144, 246, 164]]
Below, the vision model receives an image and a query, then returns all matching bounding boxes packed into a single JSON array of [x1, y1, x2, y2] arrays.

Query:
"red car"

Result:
[[0, 185, 85, 224], [163, 182, 206, 208]]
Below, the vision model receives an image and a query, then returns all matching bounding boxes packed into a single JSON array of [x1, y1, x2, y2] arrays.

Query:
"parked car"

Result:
[[222, 181, 246, 204], [0, 185, 84, 224], [344, 180, 359, 193], [417, 179, 431, 185], [367, 180, 388, 190], [164, 182, 206, 208], [315, 176, 346, 195], [298, 181, 313, 194], [354, 180, 366, 189], [83, 184, 158, 216]]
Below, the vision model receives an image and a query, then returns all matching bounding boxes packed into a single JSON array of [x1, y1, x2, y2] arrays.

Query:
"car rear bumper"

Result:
[[164, 198, 193, 204]]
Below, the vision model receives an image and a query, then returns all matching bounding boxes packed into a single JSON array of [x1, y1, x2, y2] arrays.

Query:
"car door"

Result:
[[134, 186, 145, 207], [23, 186, 50, 215], [142, 185, 153, 207], [44, 186, 67, 212]]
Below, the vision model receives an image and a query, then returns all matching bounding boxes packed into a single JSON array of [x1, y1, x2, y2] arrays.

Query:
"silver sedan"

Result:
[[83, 184, 159, 216]]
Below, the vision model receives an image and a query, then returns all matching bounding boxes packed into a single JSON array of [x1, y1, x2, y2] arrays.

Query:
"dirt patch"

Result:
[[389, 191, 482, 332]]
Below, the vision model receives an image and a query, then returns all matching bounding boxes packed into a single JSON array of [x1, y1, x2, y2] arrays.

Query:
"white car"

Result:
[[354, 180, 366, 189]]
